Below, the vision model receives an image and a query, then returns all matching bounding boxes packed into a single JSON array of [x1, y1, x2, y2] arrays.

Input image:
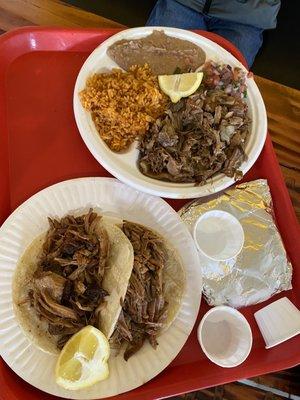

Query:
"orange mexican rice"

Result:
[[80, 64, 167, 151]]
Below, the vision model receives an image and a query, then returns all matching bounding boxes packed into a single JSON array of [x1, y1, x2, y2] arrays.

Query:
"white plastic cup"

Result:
[[254, 297, 300, 349], [198, 306, 252, 368], [193, 210, 244, 261]]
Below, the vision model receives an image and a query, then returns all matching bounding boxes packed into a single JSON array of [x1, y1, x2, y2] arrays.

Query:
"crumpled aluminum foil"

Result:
[[179, 179, 292, 308]]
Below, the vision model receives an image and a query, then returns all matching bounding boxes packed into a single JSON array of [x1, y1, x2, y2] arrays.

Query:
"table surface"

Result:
[[0, 1, 299, 399], [254, 76, 300, 222]]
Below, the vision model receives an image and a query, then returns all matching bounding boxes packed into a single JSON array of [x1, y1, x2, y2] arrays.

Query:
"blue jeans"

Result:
[[146, 0, 263, 68]]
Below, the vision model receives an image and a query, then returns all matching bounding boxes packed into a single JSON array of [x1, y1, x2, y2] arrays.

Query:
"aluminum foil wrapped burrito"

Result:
[[179, 179, 292, 308]]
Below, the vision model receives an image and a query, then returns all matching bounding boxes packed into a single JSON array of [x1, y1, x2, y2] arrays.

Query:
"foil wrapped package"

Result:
[[179, 179, 292, 308]]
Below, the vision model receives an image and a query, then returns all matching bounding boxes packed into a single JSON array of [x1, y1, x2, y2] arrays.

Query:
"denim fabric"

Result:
[[146, 0, 264, 67]]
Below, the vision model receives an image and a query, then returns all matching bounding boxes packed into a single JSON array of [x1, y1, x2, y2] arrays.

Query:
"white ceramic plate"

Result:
[[0, 177, 201, 399], [73, 27, 267, 199]]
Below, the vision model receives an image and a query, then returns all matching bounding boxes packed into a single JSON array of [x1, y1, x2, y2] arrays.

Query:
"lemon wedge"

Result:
[[55, 326, 110, 390], [158, 72, 203, 103]]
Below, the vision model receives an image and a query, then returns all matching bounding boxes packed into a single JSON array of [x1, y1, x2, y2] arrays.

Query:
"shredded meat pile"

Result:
[[29, 210, 109, 348], [111, 222, 168, 361], [138, 62, 250, 184]]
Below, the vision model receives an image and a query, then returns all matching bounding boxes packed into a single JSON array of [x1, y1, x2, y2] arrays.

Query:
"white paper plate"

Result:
[[0, 177, 201, 399], [73, 27, 267, 199]]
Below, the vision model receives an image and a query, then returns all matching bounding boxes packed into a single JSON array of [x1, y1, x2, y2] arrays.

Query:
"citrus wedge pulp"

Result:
[[158, 72, 204, 103], [55, 325, 110, 390]]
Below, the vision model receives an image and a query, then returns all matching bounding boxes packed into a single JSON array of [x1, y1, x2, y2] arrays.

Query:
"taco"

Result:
[[13, 211, 186, 360], [12, 210, 134, 354], [110, 221, 186, 360]]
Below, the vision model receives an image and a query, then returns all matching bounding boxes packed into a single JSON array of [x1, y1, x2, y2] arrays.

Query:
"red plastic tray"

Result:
[[0, 27, 299, 400]]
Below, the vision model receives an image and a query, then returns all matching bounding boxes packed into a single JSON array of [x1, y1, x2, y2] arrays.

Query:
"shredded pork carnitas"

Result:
[[29, 210, 109, 348], [111, 222, 168, 361], [139, 62, 250, 184]]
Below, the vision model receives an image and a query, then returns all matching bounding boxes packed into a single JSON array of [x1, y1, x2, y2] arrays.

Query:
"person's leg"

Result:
[[207, 17, 263, 68], [146, 0, 207, 30]]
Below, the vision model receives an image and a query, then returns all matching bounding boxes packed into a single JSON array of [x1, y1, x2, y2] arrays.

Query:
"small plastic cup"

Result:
[[198, 306, 252, 368], [254, 297, 300, 349], [193, 210, 244, 261]]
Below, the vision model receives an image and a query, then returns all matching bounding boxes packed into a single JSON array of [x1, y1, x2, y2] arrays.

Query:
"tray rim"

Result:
[[0, 27, 299, 400]]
